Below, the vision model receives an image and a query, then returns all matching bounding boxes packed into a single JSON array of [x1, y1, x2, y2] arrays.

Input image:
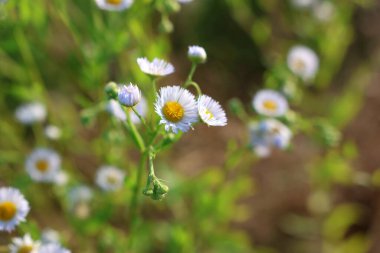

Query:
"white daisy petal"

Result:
[[9, 234, 40, 253], [155, 86, 198, 133], [0, 187, 30, 232], [253, 89, 288, 117], [287, 45, 319, 81], [95, 166, 126, 192], [107, 99, 127, 121], [118, 83, 141, 107], [95, 0, 133, 11], [198, 95, 227, 126], [137, 57, 175, 77], [15, 102, 46, 125], [25, 148, 61, 183], [38, 243, 71, 253]]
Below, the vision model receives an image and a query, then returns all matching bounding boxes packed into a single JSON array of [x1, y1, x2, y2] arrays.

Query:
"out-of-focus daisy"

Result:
[[68, 186, 93, 218], [54, 171, 69, 186], [198, 95, 227, 126], [44, 125, 62, 140], [118, 83, 141, 107], [106, 99, 126, 121], [41, 229, 60, 244], [95, 0, 133, 11], [0, 187, 30, 232], [178, 0, 193, 3], [253, 89, 288, 117], [38, 243, 70, 253], [95, 166, 126, 192], [290, 0, 315, 8], [249, 119, 292, 157], [9, 234, 40, 253], [130, 96, 148, 124], [287, 45, 319, 81], [137, 58, 175, 77], [313, 1, 335, 22], [25, 148, 61, 183], [188, 45, 207, 64], [155, 86, 198, 133], [15, 102, 46, 125]]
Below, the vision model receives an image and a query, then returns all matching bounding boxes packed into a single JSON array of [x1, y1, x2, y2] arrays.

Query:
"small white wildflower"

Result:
[[177, 0, 193, 3], [15, 102, 46, 125], [95, 0, 133, 11], [54, 171, 69, 186], [198, 95, 227, 126], [44, 125, 62, 140], [25, 148, 61, 183], [287, 45, 319, 81], [9, 234, 40, 253], [38, 243, 71, 253], [249, 119, 292, 157], [253, 89, 288, 117], [290, 0, 316, 9], [0, 187, 30, 232], [118, 83, 141, 107], [106, 99, 126, 121], [41, 229, 60, 244], [312, 1, 335, 22], [96, 166, 126, 192], [188, 45, 207, 64], [155, 86, 198, 133], [68, 186, 93, 218], [137, 57, 175, 77]]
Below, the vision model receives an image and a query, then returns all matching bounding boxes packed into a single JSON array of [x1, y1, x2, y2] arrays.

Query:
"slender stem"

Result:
[[151, 78, 157, 99], [131, 107, 150, 131], [184, 63, 197, 86], [126, 110, 146, 152], [184, 81, 202, 97]]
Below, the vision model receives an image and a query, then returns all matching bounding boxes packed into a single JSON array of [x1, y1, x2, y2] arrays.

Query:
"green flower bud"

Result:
[[104, 82, 119, 100], [159, 16, 173, 34]]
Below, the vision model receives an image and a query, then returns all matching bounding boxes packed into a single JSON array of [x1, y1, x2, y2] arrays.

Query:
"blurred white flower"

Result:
[[253, 89, 288, 117], [313, 1, 335, 22], [129, 96, 147, 124], [250, 119, 292, 157], [178, 0, 193, 3], [96, 166, 126, 192], [0, 187, 30, 232], [137, 57, 175, 77], [41, 229, 60, 244], [287, 45, 319, 81], [9, 234, 40, 253], [15, 102, 46, 125], [106, 99, 127, 121], [44, 125, 62, 140], [95, 0, 133, 11], [25, 148, 61, 183], [155, 86, 198, 133], [118, 83, 141, 107], [188, 45, 207, 64], [54, 171, 69, 186], [290, 0, 316, 8], [198, 95, 227, 126], [68, 186, 93, 219], [38, 243, 70, 253]]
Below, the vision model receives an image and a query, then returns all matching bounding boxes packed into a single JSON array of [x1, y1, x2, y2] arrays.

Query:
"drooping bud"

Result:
[[188, 45, 207, 64], [118, 83, 141, 107]]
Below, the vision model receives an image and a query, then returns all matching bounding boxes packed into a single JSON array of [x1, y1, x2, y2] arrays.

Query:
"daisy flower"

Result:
[[188, 45, 207, 64], [137, 58, 175, 77], [198, 95, 227, 126], [313, 1, 335, 22], [44, 125, 62, 140], [9, 234, 40, 253], [15, 102, 46, 125], [155, 86, 198, 133], [38, 243, 70, 253], [95, 166, 126, 192], [253, 89, 288, 117], [95, 0, 133, 11], [118, 83, 141, 107], [290, 0, 316, 9], [106, 99, 127, 121], [287, 45, 319, 81], [25, 148, 61, 183], [68, 186, 93, 218], [41, 229, 60, 244], [249, 119, 292, 157], [0, 187, 30, 232], [178, 0, 193, 3]]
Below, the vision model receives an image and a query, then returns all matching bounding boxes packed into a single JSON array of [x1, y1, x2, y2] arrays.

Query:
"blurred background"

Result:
[[1, 0, 380, 252]]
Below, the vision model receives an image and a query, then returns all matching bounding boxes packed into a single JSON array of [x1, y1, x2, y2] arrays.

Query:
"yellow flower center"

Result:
[[0, 201, 17, 221], [204, 108, 214, 120], [18, 245, 34, 253], [107, 175, 118, 185], [293, 58, 306, 71], [106, 0, 122, 5], [162, 101, 184, 123], [263, 99, 278, 111], [36, 159, 49, 172]]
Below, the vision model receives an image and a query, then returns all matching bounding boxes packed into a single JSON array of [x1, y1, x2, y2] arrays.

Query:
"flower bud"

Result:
[[118, 83, 141, 107], [188, 45, 207, 64], [104, 82, 119, 100]]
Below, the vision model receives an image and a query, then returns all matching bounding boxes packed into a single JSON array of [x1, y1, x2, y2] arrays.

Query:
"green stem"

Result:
[[151, 78, 157, 98], [184, 81, 202, 97], [184, 62, 197, 86], [126, 110, 146, 152], [131, 107, 150, 131]]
